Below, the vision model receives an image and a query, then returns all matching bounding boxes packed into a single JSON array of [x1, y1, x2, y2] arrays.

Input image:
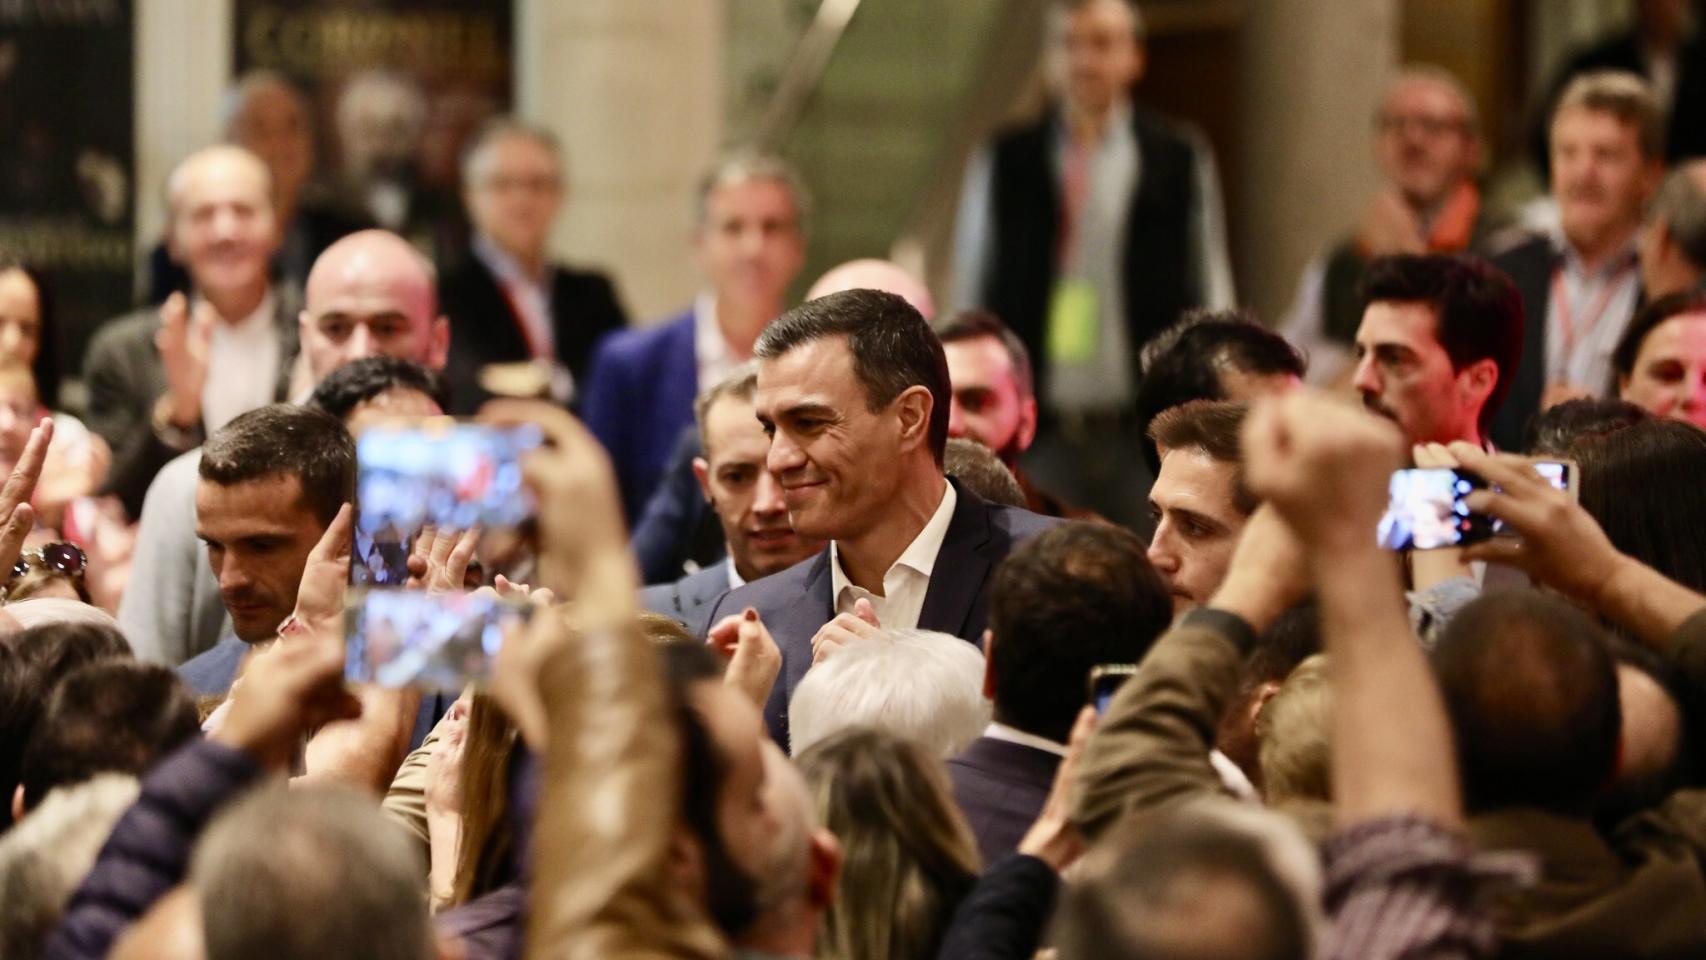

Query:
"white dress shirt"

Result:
[[201, 291, 279, 434], [692, 291, 750, 393], [830, 482, 957, 631], [1544, 235, 1641, 395]]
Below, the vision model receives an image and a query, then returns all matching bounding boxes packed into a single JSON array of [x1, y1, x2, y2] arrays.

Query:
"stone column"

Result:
[[517, 0, 725, 323], [135, 0, 233, 269], [1237, 0, 1398, 323]]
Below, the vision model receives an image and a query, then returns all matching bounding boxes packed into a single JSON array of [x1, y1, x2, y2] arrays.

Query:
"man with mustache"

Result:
[[1351, 254, 1523, 449], [1489, 71, 1664, 448]]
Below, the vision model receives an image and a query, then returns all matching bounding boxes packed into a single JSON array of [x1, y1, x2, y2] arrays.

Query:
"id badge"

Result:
[[1046, 279, 1099, 364]]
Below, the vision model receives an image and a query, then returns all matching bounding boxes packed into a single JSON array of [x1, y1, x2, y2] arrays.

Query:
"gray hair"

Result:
[[944, 438, 1027, 508], [788, 628, 990, 757], [694, 361, 761, 456], [695, 149, 812, 237], [1654, 161, 1706, 269], [192, 784, 429, 960], [0, 774, 140, 959], [459, 116, 563, 191], [1554, 70, 1664, 160]]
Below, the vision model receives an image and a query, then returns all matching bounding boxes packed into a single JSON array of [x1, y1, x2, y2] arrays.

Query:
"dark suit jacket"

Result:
[[630, 425, 726, 584], [639, 559, 731, 630], [948, 735, 1062, 865], [697, 482, 1059, 748], [82, 295, 298, 520], [934, 853, 1059, 960], [579, 310, 700, 520], [439, 252, 628, 413]]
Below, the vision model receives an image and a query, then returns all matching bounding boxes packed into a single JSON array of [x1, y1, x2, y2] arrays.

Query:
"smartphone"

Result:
[[1088, 664, 1138, 716], [1377, 460, 1577, 551], [351, 419, 543, 586], [344, 588, 533, 692]]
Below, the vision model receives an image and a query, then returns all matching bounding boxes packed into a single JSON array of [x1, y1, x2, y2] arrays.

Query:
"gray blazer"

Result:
[[639, 560, 732, 630]]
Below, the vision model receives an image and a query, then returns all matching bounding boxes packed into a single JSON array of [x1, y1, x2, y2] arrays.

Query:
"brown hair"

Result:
[[1147, 400, 1256, 513]]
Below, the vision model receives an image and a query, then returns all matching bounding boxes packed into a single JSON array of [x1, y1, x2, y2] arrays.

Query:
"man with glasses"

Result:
[[1281, 67, 1500, 384]]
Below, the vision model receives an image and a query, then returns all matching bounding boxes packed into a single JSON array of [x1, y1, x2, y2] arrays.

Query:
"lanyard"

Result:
[[1058, 140, 1091, 271], [1550, 259, 1634, 357]]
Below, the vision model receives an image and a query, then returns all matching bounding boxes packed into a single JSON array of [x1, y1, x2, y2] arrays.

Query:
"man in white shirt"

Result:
[[85, 145, 297, 519], [698, 288, 1057, 747]]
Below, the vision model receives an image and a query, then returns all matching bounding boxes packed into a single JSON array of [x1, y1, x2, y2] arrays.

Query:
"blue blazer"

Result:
[[640, 559, 733, 631], [947, 735, 1062, 865], [580, 309, 700, 520], [695, 481, 1059, 748]]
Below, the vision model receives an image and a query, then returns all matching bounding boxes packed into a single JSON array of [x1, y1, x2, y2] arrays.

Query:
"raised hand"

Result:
[[154, 292, 214, 428], [708, 607, 782, 708], [291, 503, 354, 638], [0, 418, 52, 576], [406, 525, 481, 592], [1242, 391, 1406, 553]]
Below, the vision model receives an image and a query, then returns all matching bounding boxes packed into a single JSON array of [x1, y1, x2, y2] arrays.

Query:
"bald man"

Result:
[[804, 258, 936, 320], [118, 229, 451, 667], [146, 71, 371, 305], [85, 145, 295, 520], [1281, 66, 1500, 384]]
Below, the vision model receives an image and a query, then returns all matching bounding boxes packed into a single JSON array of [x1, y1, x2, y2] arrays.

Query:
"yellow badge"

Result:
[[1046, 280, 1099, 364]]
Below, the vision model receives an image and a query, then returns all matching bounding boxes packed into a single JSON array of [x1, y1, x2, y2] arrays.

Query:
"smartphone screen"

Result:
[[1378, 460, 1577, 551], [352, 421, 543, 586], [345, 588, 533, 692], [1088, 664, 1138, 715]]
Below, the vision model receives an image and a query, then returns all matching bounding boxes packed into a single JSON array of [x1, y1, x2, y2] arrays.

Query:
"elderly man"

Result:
[[1639, 160, 1706, 297], [85, 145, 294, 519], [1490, 71, 1664, 447], [641, 367, 824, 626], [147, 71, 370, 305], [698, 289, 1056, 747], [1282, 67, 1498, 383], [440, 119, 628, 412], [581, 150, 809, 521], [119, 230, 450, 666]]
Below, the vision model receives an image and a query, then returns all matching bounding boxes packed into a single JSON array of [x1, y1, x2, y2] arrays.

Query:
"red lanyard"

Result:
[[1550, 260, 1634, 357], [1058, 141, 1090, 271]]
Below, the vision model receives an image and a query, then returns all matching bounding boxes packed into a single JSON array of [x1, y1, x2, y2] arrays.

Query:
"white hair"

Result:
[[5, 598, 123, 633], [789, 628, 990, 758], [0, 774, 141, 958]]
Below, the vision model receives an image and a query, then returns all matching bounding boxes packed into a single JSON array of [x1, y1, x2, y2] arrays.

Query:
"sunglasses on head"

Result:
[[11, 542, 87, 583]]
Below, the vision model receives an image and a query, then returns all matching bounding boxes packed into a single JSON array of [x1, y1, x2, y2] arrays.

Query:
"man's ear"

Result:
[[894, 385, 934, 454], [428, 316, 451, 371], [11, 783, 23, 822], [692, 457, 714, 504], [806, 827, 843, 911], [1460, 357, 1498, 409], [981, 629, 997, 701], [1015, 394, 1039, 453]]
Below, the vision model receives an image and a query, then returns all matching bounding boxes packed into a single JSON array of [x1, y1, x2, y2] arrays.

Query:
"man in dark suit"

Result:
[[85, 146, 299, 520], [641, 366, 823, 626], [580, 151, 808, 520], [948, 522, 1170, 863], [699, 290, 1058, 747], [440, 119, 628, 413]]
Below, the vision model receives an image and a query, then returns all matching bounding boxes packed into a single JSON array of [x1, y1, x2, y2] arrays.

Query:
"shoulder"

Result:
[[638, 580, 681, 618], [984, 499, 1062, 543], [87, 307, 160, 357], [1483, 228, 1551, 265], [594, 310, 693, 361], [702, 550, 829, 631]]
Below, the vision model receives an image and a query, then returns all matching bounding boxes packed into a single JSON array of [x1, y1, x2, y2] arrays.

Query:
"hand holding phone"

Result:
[[1088, 664, 1138, 715], [1377, 460, 1576, 551]]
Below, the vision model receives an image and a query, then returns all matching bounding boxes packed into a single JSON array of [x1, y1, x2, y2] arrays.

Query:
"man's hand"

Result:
[[406, 525, 480, 592], [490, 607, 575, 751], [0, 418, 52, 576], [154, 293, 214, 428], [494, 574, 555, 607], [809, 598, 881, 665], [1243, 391, 1406, 553], [709, 608, 782, 708], [291, 503, 353, 638], [1018, 706, 1097, 872], [478, 400, 633, 618], [211, 628, 360, 770]]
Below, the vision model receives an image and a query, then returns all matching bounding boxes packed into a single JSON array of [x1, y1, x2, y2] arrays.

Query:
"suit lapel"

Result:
[[916, 481, 994, 640]]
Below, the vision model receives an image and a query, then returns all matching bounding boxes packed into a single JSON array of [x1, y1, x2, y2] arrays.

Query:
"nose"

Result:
[[346, 323, 376, 360], [1350, 353, 1381, 398], [766, 429, 805, 476], [947, 400, 967, 438], [1146, 521, 1179, 575], [216, 558, 252, 596], [0, 323, 21, 359], [751, 467, 788, 518]]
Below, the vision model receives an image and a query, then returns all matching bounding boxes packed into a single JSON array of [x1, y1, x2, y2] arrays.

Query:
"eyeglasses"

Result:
[[11, 542, 87, 583]]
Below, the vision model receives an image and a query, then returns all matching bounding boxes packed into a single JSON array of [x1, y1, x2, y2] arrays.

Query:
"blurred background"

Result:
[[0, 0, 1698, 379]]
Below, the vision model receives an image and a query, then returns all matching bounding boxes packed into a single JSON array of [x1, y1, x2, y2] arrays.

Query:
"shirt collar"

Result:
[[692, 290, 739, 368], [983, 721, 1067, 757], [472, 233, 545, 288], [829, 481, 957, 603], [726, 558, 746, 591], [1551, 229, 1641, 278]]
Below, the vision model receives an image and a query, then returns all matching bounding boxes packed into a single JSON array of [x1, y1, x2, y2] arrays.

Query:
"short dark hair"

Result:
[[306, 356, 446, 423], [1134, 312, 1304, 474], [755, 289, 952, 464], [1359, 254, 1524, 431], [943, 438, 1026, 509], [1610, 291, 1706, 391], [1523, 397, 1648, 456], [1568, 417, 1706, 594], [1148, 400, 1256, 513], [17, 660, 200, 809], [988, 523, 1172, 743], [1652, 166, 1706, 269], [1432, 590, 1620, 816], [199, 404, 355, 525], [935, 309, 1033, 399]]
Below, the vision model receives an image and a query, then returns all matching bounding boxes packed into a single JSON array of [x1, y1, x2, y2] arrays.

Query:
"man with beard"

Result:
[[1351, 254, 1523, 448]]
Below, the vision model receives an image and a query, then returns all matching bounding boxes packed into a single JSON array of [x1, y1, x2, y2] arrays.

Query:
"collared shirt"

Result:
[[983, 721, 1068, 758], [201, 289, 279, 434], [727, 558, 746, 591], [692, 291, 749, 393], [830, 482, 957, 630], [474, 233, 555, 361], [1544, 235, 1641, 394]]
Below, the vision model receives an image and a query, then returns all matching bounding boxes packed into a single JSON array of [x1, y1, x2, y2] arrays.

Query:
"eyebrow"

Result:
[[1157, 504, 1230, 534], [777, 402, 837, 420]]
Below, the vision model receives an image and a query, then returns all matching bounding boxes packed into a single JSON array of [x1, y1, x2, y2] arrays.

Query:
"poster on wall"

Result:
[[233, 0, 514, 261], [0, 0, 134, 399]]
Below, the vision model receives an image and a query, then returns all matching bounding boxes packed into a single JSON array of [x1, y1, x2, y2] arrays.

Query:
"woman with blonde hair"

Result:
[[795, 726, 981, 960]]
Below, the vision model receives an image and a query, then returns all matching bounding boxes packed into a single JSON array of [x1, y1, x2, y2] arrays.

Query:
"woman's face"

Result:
[[0, 270, 42, 369], [0, 380, 37, 465], [1621, 312, 1706, 429]]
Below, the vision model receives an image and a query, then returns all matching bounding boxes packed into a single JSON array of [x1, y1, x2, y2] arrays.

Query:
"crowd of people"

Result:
[[6, 0, 1706, 957]]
